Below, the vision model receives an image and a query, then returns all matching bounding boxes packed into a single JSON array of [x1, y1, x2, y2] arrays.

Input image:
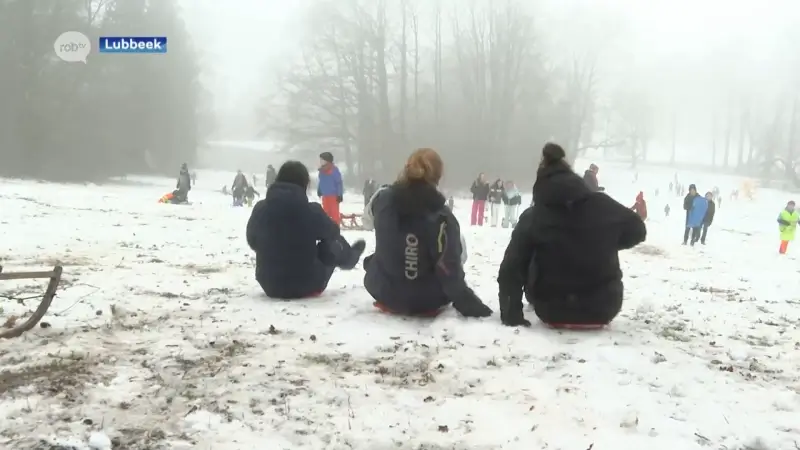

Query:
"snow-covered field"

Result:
[[1, 164, 799, 450]]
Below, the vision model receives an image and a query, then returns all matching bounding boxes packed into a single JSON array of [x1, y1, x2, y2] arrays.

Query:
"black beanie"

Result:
[[689, 184, 697, 191], [276, 160, 310, 189], [541, 142, 566, 166], [320, 152, 334, 163]]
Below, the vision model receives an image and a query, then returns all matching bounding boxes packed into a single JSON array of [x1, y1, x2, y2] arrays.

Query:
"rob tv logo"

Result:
[[98, 36, 167, 54]]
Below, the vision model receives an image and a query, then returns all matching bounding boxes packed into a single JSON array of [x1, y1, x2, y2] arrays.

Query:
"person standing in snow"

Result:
[[265, 165, 276, 189], [246, 161, 365, 299], [363, 148, 492, 318], [777, 200, 800, 254], [362, 183, 389, 231], [664, 204, 671, 217], [232, 169, 249, 206], [583, 163, 600, 192], [488, 179, 505, 227], [363, 178, 378, 207], [700, 192, 715, 245], [631, 191, 647, 220], [175, 163, 192, 203], [685, 187, 708, 246], [501, 181, 522, 227], [497, 143, 646, 328], [317, 152, 344, 225], [190, 171, 197, 186], [682, 184, 701, 244], [470, 173, 490, 226], [244, 184, 260, 207]]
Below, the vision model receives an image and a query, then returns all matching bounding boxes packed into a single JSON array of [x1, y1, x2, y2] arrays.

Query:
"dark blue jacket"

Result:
[[247, 182, 340, 298]]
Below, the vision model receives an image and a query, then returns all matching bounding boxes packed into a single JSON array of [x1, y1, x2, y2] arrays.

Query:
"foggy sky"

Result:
[[180, 0, 800, 160]]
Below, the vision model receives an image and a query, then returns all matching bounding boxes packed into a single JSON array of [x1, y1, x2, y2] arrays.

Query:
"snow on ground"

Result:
[[1, 165, 799, 450]]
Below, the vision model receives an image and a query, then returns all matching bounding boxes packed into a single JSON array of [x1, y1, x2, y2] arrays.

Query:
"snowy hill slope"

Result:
[[0, 165, 799, 450]]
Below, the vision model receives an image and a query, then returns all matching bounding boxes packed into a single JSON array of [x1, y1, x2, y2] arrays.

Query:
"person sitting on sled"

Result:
[[158, 190, 178, 204], [363, 148, 492, 318], [497, 143, 646, 329], [247, 161, 366, 299]]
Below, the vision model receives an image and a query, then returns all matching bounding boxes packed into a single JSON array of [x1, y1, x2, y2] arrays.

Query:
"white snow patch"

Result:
[[1, 166, 799, 450]]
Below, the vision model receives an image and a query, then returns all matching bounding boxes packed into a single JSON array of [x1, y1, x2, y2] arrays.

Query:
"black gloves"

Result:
[[337, 195, 343, 203], [453, 292, 493, 318], [499, 294, 531, 327]]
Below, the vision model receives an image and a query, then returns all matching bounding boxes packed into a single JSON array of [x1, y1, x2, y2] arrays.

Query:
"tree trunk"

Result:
[[398, 0, 408, 144], [737, 105, 749, 169]]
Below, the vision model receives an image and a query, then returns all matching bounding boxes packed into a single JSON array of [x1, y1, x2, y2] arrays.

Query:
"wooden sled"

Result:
[[0, 265, 63, 339], [340, 213, 364, 230]]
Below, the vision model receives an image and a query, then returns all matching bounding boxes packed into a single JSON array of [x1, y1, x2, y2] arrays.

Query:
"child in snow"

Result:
[[501, 181, 522, 227], [318, 152, 344, 224], [470, 173, 490, 226], [684, 185, 708, 246], [246, 160, 365, 299], [244, 185, 260, 207], [232, 170, 249, 207], [777, 200, 799, 254], [488, 179, 505, 227], [664, 204, 670, 217], [700, 192, 716, 245], [158, 191, 177, 204], [631, 191, 647, 220]]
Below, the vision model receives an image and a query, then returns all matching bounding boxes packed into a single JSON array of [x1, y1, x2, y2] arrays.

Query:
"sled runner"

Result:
[[0, 265, 63, 339], [340, 213, 364, 230]]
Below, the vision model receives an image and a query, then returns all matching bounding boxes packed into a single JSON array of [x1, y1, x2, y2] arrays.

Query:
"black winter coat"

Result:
[[246, 182, 341, 299], [488, 182, 504, 203], [498, 163, 646, 325], [583, 170, 599, 192], [683, 193, 698, 224], [363, 179, 378, 201], [703, 200, 715, 225], [363, 181, 489, 316], [470, 180, 490, 201]]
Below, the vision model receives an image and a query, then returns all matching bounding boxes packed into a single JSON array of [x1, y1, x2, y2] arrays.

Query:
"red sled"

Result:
[[546, 323, 605, 330], [373, 302, 443, 318]]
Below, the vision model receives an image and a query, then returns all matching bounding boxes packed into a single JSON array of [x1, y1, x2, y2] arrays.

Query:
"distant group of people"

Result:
[[468, 175, 523, 227], [246, 143, 647, 329]]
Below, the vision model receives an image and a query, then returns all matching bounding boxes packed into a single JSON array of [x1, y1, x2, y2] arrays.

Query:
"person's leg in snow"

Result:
[[318, 236, 366, 270], [476, 200, 486, 225], [779, 240, 789, 254], [690, 226, 702, 246], [490, 203, 500, 227], [321, 195, 341, 225], [682, 226, 691, 245], [470, 200, 479, 225], [700, 223, 710, 244]]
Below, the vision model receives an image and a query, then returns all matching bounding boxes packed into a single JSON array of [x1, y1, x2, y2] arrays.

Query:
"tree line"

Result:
[[259, 0, 800, 187], [0, 0, 209, 182]]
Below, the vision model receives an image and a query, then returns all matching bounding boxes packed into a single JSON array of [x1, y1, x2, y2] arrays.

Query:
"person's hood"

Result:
[[265, 181, 308, 201], [534, 163, 592, 206], [373, 180, 445, 217]]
